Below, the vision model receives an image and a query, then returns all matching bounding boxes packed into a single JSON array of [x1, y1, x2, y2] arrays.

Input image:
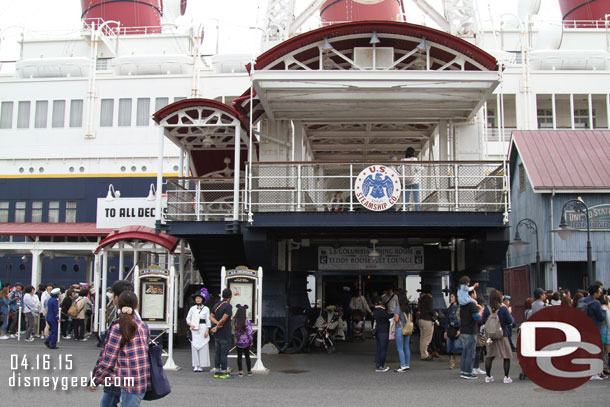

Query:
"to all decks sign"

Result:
[[318, 246, 424, 270], [565, 204, 610, 231], [96, 197, 167, 229]]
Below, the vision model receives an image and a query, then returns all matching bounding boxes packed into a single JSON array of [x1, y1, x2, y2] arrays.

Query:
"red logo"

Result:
[[517, 306, 603, 391]]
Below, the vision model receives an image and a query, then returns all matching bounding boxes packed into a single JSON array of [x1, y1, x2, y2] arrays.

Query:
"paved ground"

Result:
[[0, 336, 607, 406]]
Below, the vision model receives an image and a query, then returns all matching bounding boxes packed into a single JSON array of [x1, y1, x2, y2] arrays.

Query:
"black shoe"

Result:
[[50, 346, 59, 350], [44, 341, 51, 349]]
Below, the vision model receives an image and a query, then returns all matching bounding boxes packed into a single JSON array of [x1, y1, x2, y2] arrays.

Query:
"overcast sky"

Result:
[[0, 0, 561, 57]]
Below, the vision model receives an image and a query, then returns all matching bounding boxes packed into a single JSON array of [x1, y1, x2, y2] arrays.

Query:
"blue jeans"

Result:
[[120, 391, 145, 407], [395, 330, 411, 367], [214, 337, 232, 371], [375, 332, 389, 368], [405, 184, 420, 211], [460, 333, 476, 374], [1, 311, 8, 334], [100, 386, 121, 407]]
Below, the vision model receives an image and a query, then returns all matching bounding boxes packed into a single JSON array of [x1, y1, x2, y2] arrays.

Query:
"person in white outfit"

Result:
[[186, 289, 211, 372]]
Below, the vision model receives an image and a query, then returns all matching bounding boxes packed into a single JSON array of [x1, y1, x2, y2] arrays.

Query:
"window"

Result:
[[66, 201, 77, 223], [574, 109, 595, 129], [136, 98, 150, 126], [15, 202, 26, 223], [96, 58, 110, 70], [1, 102, 14, 129], [52, 100, 65, 128], [100, 99, 114, 127], [0, 202, 8, 222], [537, 109, 553, 129], [174, 97, 186, 102], [34, 101, 48, 128], [69, 99, 83, 127], [48, 201, 59, 223], [519, 164, 526, 193], [17, 101, 31, 128], [487, 108, 495, 128], [31, 201, 43, 222], [118, 98, 132, 126], [155, 97, 169, 111]]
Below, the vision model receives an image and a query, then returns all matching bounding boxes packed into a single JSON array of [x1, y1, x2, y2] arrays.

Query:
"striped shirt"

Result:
[[92, 315, 151, 394]]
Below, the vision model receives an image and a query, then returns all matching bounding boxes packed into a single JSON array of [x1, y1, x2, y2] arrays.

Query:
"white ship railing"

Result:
[[165, 161, 509, 221]]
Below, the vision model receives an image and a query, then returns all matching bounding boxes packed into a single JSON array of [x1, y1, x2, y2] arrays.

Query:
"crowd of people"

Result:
[[0, 281, 96, 344]]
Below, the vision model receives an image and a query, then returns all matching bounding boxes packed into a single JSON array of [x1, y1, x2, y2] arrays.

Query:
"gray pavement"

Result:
[[0, 336, 607, 406]]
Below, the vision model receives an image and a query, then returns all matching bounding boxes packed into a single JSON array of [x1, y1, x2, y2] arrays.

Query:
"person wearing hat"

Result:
[[44, 287, 61, 349], [186, 288, 211, 372]]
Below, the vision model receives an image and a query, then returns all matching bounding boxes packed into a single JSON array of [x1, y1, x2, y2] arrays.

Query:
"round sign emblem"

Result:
[[517, 305, 603, 391], [354, 165, 401, 211]]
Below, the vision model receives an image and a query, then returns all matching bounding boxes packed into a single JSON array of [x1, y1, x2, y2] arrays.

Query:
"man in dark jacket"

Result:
[[581, 284, 607, 381]]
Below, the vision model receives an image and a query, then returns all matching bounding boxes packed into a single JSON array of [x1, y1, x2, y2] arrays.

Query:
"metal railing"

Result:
[[246, 161, 509, 214], [166, 177, 246, 221], [165, 161, 509, 220]]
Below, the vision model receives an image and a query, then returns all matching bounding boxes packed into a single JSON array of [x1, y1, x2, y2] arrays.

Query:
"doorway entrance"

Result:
[[317, 272, 404, 308]]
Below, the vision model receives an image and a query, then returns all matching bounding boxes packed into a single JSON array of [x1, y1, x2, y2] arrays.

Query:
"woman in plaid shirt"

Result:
[[90, 291, 151, 407]]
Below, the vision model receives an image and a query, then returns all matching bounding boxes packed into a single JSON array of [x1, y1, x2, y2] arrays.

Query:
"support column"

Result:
[[86, 256, 93, 285], [30, 249, 43, 289], [100, 250, 108, 334], [178, 240, 185, 309], [233, 125, 242, 222], [155, 126, 165, 225], [118, 243, 124, 280], [93, 253, 101, 333], [420, 271, 449, 310], [438, 120, 448, 160]]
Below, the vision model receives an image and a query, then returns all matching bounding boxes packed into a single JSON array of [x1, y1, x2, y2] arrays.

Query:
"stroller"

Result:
[[351, 309, 365, 342], [308, 308, 338, 353]]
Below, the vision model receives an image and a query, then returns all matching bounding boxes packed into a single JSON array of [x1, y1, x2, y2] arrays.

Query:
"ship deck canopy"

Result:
[[234, 21, 500, 161]]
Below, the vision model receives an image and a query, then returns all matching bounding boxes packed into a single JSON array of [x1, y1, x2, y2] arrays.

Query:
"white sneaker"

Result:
[[375, 366, 390, 372], [590, 375, 604, 381], [24, 337, 34, 342], [9, 334, 16, 339], [485, 376, 495, 383], [503, 376, 513, 384], [474, 368, 486, 375], [0, 335, 9, 340], [395, 366, 410, 372]]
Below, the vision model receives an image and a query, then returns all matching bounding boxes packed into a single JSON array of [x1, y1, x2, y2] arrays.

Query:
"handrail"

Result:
[[249, 160, 505, 165]]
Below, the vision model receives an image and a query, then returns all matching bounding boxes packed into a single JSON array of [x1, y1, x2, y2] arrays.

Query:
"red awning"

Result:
[[152, 98, 250, 130], [95, 225, 179, 254], [0, 222, 112, 237]]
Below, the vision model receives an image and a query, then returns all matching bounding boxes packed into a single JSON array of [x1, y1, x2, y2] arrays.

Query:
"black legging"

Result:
[[237, 346, 252, 373], [485, 356, 510, 377]]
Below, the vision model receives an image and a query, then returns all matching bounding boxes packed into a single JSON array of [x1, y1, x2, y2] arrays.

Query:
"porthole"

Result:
[[29, 167, 34, 173], [141, 166, 147, 172], [120, 166, 126, 172], [39, 167, 44, 173], [61, 264, 67, 272], [69, 166, 75, 173], [173, 165, 179, 171], [131, 166, 136, 172], [73, 264, 79, 272], [109, 266, 116, 273], [79, 166, 85, 172], [19, 167, 24, 173], [19, 264, 26, 272]]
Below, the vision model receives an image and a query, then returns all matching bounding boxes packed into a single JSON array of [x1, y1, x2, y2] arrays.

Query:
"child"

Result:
[[457, 276, 479, 306], [233, 305, 253, 377]]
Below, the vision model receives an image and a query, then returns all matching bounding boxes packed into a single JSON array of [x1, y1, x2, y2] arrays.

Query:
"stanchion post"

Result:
[[163, 265, 180, 370], [252, 266, 269, 374], [17, 306, 22, 341]]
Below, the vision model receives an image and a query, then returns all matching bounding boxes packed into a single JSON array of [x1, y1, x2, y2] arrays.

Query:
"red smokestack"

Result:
[[81, 0, 162, 34], [558, 0, 609, 25], [320, 0, 404, 25]]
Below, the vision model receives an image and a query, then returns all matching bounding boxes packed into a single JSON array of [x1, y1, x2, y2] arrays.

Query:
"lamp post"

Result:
[[552, 198, 594, 286], [510, 218, 540, 290]]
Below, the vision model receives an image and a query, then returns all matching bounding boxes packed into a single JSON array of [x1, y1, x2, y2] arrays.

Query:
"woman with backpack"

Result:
[[90, 291, 151, 406], [481, 289, 515, 384], [393, 295, 413, 372], [233, 304, 254, 377]]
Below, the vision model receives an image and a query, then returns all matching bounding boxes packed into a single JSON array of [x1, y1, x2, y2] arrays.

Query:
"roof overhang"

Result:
[[251, 69, 499, 122]]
